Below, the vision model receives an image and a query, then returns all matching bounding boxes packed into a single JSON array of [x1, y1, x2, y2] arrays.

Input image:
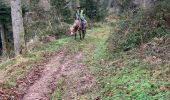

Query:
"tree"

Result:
[[76, 0, 80, 7], [38, 0, 50, 11], [0, 0, 11, 56], [0, 22, 7, 56], [11, 0, 25, 55], [50, 0, 72, 23], [80, 0, 108, 21]]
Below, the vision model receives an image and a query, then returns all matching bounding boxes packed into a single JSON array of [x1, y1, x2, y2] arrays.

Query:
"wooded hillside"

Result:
[[0, 0, 170, 99]]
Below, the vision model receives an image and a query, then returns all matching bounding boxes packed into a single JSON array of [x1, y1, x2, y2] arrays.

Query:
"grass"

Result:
[[80, 20, 170, 99], [0, 36, 72, 88], [85, 22, 170, 99], [51, 77, 65, 100], [95, 59, 170, 100]]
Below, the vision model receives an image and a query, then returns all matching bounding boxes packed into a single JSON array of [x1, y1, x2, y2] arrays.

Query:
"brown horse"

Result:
[[69, 19, 88, 40]]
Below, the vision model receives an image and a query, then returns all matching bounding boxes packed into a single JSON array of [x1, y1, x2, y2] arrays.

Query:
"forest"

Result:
[[0, 0, 170, 99]]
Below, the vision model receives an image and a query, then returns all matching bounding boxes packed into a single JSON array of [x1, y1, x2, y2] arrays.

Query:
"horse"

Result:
[[69, 19, 88, 40]]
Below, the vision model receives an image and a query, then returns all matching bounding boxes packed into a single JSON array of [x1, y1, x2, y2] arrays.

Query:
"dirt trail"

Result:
[[18, 48, 96, 100], [22, 52, 65, 100], [61, 53, 96, 100]]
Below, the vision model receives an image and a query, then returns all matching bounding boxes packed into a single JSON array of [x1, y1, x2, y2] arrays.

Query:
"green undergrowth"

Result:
[[96, 57, 170, 99], [83, 21, 170, 99], [97, 4, 170, 99], [81, 24, 112, 99], [0, 36, 72, 88], [108, 9, 170, 52], [51, 77, 65, 100]]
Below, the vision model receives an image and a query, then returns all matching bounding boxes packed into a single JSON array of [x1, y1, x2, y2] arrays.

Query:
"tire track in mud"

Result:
[[19, 49, 96, 100]]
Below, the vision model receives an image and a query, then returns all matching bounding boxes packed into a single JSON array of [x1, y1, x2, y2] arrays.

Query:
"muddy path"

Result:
[[15, 46, 96, 100]]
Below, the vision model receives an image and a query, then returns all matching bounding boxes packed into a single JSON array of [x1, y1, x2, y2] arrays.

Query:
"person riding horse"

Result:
[[69, 6, 87, 40], [75, 6, 85, 31]]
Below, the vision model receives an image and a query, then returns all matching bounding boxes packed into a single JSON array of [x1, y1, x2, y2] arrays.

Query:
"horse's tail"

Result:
[[85, 20, 88, 28]]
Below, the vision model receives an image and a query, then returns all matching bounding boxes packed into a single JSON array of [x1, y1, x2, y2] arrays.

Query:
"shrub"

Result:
[[80, 0, 108, 22], [50, 0, 73, 23], [108, 1, 170, 52], [24, 7, 69, 42]]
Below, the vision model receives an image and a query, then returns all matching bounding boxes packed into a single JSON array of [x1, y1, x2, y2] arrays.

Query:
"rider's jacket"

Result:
[[75, 9, 85, 20]]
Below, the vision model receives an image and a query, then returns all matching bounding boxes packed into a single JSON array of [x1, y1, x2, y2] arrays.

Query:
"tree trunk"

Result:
[[39, 0, 50, 11], [0, 23, 7, 56], [134, 0, 154, 10], [76, 0, 80, 7], [71, 0, 76, 9], [11, 0, 25, 56]]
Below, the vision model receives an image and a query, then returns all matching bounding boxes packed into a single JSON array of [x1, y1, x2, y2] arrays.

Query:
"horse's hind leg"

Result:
[[79, 30, 82, 40], [82, 30, 86, 39], [75, 33, 77, 40]]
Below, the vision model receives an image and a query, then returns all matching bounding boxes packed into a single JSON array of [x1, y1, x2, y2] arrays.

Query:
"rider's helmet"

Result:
[[77, 5, 81, 9]]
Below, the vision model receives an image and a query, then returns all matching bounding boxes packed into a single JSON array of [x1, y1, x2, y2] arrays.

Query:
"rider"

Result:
[[75, 6, 86, 30]]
